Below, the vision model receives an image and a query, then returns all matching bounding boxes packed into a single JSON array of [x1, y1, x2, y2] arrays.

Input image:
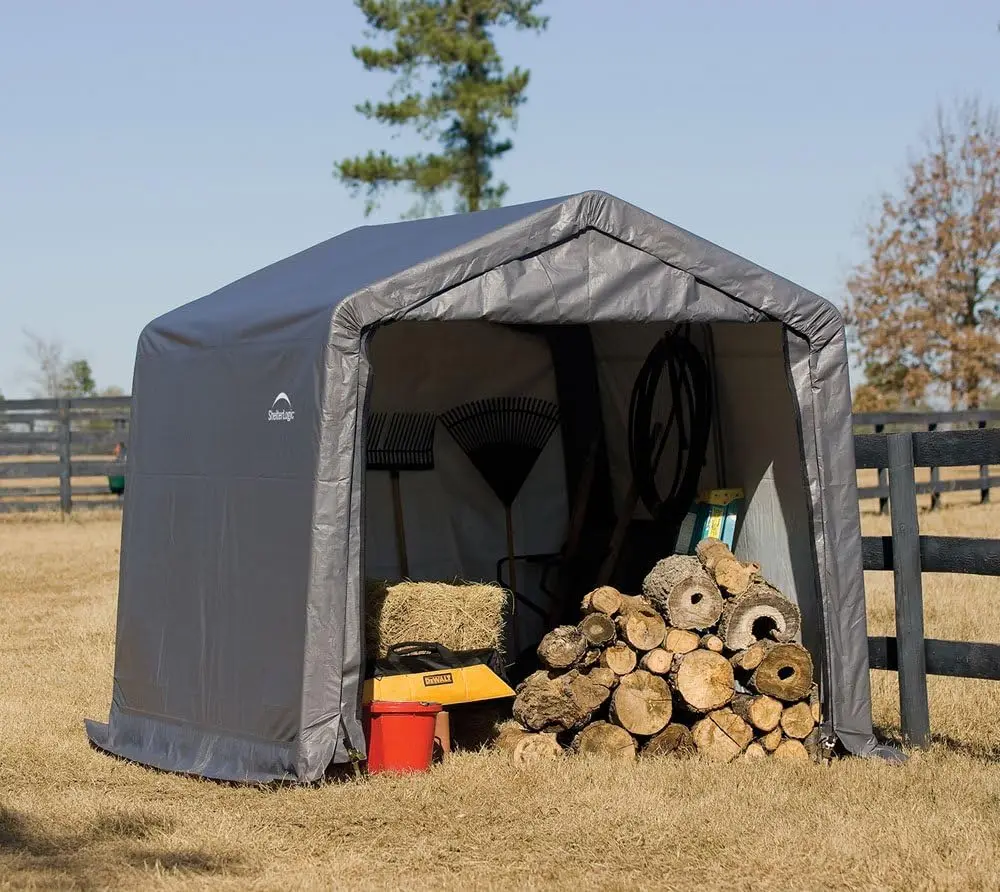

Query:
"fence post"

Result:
[[875, 423, 889, 515], [888, 431, 930, 748], [57, 398, 71, 515], [927, 422, 941, 511], [980, 419, 991, 504]]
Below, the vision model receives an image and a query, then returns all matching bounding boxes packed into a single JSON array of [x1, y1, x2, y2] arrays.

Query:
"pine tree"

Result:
[[334, 0, 548, 218]]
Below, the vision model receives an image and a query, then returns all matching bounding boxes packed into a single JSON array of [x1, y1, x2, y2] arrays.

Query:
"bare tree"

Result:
[[846, 97, 1000, 411], [22, 330, 69, 399], [21, 331, 98, 399]]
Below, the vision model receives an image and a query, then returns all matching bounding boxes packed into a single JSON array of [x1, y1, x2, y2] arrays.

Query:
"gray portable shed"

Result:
[[86, 190, 896, 783]]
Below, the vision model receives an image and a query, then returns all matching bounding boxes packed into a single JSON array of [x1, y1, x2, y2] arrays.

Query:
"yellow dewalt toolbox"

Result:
[[362, 642, 515, 706]]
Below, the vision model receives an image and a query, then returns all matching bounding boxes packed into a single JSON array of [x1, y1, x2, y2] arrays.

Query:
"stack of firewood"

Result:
[[495, 538, 831, 765]]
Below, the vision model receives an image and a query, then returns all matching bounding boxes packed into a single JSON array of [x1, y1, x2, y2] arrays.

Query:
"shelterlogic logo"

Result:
[[267, 392, 295, 423]]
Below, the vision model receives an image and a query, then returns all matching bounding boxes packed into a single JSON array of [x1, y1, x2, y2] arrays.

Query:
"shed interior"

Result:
[[364, 318, 822, 670]]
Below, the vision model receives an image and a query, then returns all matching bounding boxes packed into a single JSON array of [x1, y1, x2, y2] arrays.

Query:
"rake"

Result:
[[366, 412, 436, 579], [439, 397, 560, 602]]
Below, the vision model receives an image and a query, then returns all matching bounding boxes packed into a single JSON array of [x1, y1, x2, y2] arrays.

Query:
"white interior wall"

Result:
[[708, 322, 818, 632]]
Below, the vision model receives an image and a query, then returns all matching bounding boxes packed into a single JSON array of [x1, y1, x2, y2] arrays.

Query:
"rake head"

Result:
[[439, 397, 560, 506], [366, 412, 436, 472]]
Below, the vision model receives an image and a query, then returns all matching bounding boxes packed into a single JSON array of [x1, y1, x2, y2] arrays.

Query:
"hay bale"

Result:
[[365, 578, 509, 659]]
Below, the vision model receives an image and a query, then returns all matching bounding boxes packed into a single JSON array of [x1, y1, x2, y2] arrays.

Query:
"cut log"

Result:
[[742, 742, 767, 760], [565, 669, 612, 715], [537, 626, 588, 670], [730, 641, 769, 673], [671, 650, 735, 713], [643, 555, 724, 630], [513, 670, 606, 732], [730, 693, 782, 732], [640, 648, 674, 675], [695, 537, 733, 571], [583, 585, 623, 617], [579, 649, 601, 669], [579, 613, 616, 647], [582, 666, 618, 689], [572, 721, 636, 760], [620, 607, 666, 652], [691, 709, 752, 761], [760, 727, 782, 753], [700, 634, 725, 653], [780, 702, 816, 740], [717, 582, 801, 651], [773, 739, 810, 762], [751, 643, 814, 702], [714, 557, 759, 597], [642, 723, 695, 758], [494, 726, 564, 764], [600, 643, 637, 676], [665, 629, 701, 654], [609, 670, 673, 736]]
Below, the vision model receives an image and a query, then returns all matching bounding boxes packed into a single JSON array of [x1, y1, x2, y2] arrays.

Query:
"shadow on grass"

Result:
[[873, 726, 1000, 764], [0, 804, 240, 889]]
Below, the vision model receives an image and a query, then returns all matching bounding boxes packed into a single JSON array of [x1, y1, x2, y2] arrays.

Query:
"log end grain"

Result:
[[672, 649, 735, 713], [718, 584, 802, 651], [610, 670, 673, 737], [642, 555, 724, 630], [640, 648, 674, 675], [579, 613, 617, 647], [642, 723, 695, 758], [751, 643, 814, 702], [773, 739, 810, 762], [537, 625, 588, 670], [780, 702, 816, 740], [572, 721, 637, 760], [600, 643, 638, 676], [585, 585, 624, 617]]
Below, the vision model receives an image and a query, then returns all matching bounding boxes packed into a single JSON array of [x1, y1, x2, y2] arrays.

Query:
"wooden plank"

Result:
[[869, 637, 1000, 681], [0, 411, 61, 425], [0, 499, 121, 514], [0, 398, 60, 411], [0, 484, 114, 498], [0, 486, 61, 497], [0, 462, 62, 479], [0, 444, 60, 457], [58, 398, 71, 514], [887, 432, 930, 748], [927, 423, 941, 510], [853, 433, 888, 469], [71, 461, 125, 476], [911, 428, 1000, 468], [0, 431, 61, 444], [858, 475, 1000, 500], [854, 410, 1000, 427], [980, 420, 991, 505], [862, 535, 1000, 576]]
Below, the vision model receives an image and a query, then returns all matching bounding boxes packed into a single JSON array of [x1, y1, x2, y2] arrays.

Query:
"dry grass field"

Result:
[[1, 501, 999, 891]]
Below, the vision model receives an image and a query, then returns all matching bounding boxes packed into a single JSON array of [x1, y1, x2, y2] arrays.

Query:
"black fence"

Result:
[[854, 427, 1000, 747], [854, 410, 1000, 511], [0, 396, 130, 513]]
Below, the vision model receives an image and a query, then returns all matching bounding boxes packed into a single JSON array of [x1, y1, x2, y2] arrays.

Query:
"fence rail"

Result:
[[855, 425, 1000, 747], [854, 410, 999, 511]]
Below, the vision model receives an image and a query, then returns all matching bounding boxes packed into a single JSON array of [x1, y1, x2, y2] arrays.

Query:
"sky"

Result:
[[0, 0, 997, 397]]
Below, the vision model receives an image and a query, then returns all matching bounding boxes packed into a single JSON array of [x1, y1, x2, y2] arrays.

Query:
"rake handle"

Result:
[[505, 505, 517, 609], [390, 470, 409, 579]]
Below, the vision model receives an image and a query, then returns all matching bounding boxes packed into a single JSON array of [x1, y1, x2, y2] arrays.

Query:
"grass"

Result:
[[1, 506, 999, 891]]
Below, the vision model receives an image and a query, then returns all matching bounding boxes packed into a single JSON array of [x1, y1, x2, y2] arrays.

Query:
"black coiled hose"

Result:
[[627, 326, 715, 530]]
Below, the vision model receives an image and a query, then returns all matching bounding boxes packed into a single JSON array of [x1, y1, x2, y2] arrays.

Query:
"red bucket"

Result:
[[362, 700, 442, 775]]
